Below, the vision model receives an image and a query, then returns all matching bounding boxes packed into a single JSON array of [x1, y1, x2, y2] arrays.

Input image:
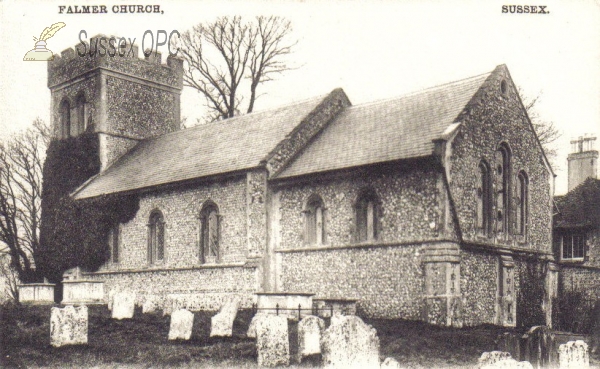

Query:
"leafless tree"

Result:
[[177, 16, 295, 122], [519, 87, 562, 163], [0, 118, 49, 283]]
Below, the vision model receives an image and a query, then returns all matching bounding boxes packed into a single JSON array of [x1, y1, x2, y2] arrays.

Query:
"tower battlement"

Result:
[[47, 34, 183, 90]]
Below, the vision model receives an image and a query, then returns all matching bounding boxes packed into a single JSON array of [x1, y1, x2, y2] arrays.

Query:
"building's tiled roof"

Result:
[[554, 177, 600, 229], [73, 94, 331, 199], [275, 71, 492, 179]]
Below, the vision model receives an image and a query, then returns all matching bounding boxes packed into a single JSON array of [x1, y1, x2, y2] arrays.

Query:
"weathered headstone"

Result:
[[558, 340, 589, 369], [247, 313, 264, 338], [522, 326, 556, 369], [256, 314, 290, 367], [297, 315, 325, 362], [112, 291, 136, 320], [210, 298, 240, 337], [321, 315, 380, 369], [478, 351, 533, 369], [50, 305, 88, 347], [381, 357, 402, 369], [168, 309, 194, 340], [142, 296, 159, 314]]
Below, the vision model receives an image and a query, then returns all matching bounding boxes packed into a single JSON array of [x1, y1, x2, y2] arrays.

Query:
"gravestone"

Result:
[[247, 313, 264, 338], [297, 315, 325, 362], [112, 291, 136, 320], [50, 305, 88, 347], [256, 314, 290, 367], [478, 351, 533, 369], [381, 357, 402, 369], [558, 340, 589, 369], [522, 326, 556, 369], [168, 309, 194, 340], [321, 315, 380, 369], [142, 296, 159, 314], [210, 298, 240, 337]]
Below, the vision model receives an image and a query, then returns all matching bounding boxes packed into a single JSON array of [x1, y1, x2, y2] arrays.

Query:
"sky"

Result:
[[0, 0, 599, 195]]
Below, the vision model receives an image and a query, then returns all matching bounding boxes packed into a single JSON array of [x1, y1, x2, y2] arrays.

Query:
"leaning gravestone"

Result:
[[50, 305, 88, 347], [168, 309, 194, 340], [558, 340, 589, 369], [256, 314, 290, 367], [478, 351, 533, 369], [297, 315, 325, 362], [321, 315, 380, 369], [112, 291, 136, 320], [210, 298, 240, 337]]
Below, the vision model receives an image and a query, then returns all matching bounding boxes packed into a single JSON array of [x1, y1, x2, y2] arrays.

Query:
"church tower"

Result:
[[47, 35, 183, 170]]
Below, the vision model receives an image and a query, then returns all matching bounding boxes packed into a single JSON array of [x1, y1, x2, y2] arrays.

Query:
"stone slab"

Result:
[[255, 314, 290, 367], [112, 291, 136, 320], [168, 309, 194, 340], [50, 305, 88, 347], [297, 315, 325, 362], [210, 298, 240, 337], [321, 315, 380, 369], [558, 340, 589, 369]]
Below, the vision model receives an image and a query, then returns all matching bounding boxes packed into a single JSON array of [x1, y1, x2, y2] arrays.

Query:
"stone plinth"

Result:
[[62, 280, 104, 304], [18, 283, 55, 304], [321, 315, 380, 369], [313, 298, 357, 318], [256, 292, 314, 320], [256, 314, 290, 367], [168, 309, 194, 340], [50, 305, 88, 347]]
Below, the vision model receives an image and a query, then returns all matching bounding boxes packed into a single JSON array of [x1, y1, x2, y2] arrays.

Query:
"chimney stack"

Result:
[[567, 134, 598, 191]]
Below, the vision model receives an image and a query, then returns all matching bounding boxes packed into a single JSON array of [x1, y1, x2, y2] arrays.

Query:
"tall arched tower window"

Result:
[[476, 160, 493, 235], [304, 194, 325, 246], [355, 188, 379, 242], [516, 171, 529, 236], [200, 202, 220, 263], [147, 210, 165, 264], [495, 143, 511, 234], [59, 100, 71, 139]]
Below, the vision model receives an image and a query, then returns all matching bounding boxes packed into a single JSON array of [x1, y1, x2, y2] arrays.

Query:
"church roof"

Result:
[[275, 71, 492, 178], [554, 177, 600, 229], [73, 93, 332, 199]]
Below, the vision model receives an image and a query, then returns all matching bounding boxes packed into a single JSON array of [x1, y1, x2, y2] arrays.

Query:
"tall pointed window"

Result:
[[304, 194, 325, 246], [495, 144, 511, 234], [200, 202, 220, 263], [516, 171, 529, 235], [476, 160, 493, 235], [147, 210, 165, 264], [75, 93, 87, 135], [59, 100, 71, 139], [108, 223, 120, 264], [355, 188, 379, 242]]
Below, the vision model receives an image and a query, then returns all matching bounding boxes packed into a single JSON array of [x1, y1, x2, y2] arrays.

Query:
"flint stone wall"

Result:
[[461, 250, 498, 325]]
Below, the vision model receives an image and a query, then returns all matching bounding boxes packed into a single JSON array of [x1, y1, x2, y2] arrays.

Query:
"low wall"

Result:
[[84, 264, 259, 310], [277, 243, 425, 319]]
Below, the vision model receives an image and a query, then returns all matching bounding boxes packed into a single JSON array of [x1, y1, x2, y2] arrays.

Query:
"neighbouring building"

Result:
[[553, 136, 600, 330], [44, 37, 557, 327]]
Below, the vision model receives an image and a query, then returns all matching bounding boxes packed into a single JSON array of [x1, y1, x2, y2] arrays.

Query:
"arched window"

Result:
[[75, 93, 87, 135], [516, 171, 529, 235], [476, 160, 492, 235], [355, 188, 379, 242], [304, 194, 325, 245], [108, 223, 120, 264], [59, 100, 71, 139], [147, 210, 165, 264], [495, 143, 511, 234], [200, 202, 220, 263]]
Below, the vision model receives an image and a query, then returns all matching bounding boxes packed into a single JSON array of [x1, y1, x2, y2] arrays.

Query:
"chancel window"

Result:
[[304, 194, 325, 245], [516, 171, 529, 236], [356, 188, 379, 242], [495, 144, 511, 234], [476, 160, 493, 235], [200, 202, 220, 263], [147, 210, 165, 264]]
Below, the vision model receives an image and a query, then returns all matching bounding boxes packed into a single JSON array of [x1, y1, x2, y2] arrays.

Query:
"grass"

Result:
[[1, 302, 598, 368]]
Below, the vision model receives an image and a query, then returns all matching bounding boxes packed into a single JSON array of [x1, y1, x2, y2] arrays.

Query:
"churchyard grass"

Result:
[[1, 302, 598, 368]]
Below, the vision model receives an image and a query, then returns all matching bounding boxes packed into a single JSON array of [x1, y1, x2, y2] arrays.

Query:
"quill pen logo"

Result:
[[23, 22, 66, 61]]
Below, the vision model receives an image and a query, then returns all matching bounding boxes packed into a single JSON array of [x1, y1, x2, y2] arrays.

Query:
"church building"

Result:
[[46, 38, 556, 328]]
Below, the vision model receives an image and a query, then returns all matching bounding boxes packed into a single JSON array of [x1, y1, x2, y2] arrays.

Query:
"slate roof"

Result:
[[275, 71, 492, 179], [73, 93, 331, 199], [554, 177, 600, 229]]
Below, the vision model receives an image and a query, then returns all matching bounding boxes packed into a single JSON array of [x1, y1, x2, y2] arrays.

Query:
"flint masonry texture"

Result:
[[112, 291, 135, 319], [50, 305, 88, 347], [210, 298, 240, 337], [321, 315, 380, 369], [168, 309, 194, 340], [255, 315, 290, 367]]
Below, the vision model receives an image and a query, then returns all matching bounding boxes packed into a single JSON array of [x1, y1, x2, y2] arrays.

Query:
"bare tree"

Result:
[[519, 87, 562, 162], [177, 16, 295, 122], [0, 118, 48, 283]]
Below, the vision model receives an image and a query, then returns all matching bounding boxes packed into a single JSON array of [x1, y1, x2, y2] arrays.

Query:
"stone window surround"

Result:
[[199, 200, 221, 264], [354, 187, 380, 243], [147, 209, 165, 265], [303, 193, 326, 246]]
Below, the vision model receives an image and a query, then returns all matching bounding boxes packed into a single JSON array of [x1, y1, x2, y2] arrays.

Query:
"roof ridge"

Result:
[[346, 70, 493, 110], [141, 92, 333, 142]]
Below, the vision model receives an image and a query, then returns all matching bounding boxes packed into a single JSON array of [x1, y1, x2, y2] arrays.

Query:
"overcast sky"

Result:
[[1, 0, 599, 194]]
